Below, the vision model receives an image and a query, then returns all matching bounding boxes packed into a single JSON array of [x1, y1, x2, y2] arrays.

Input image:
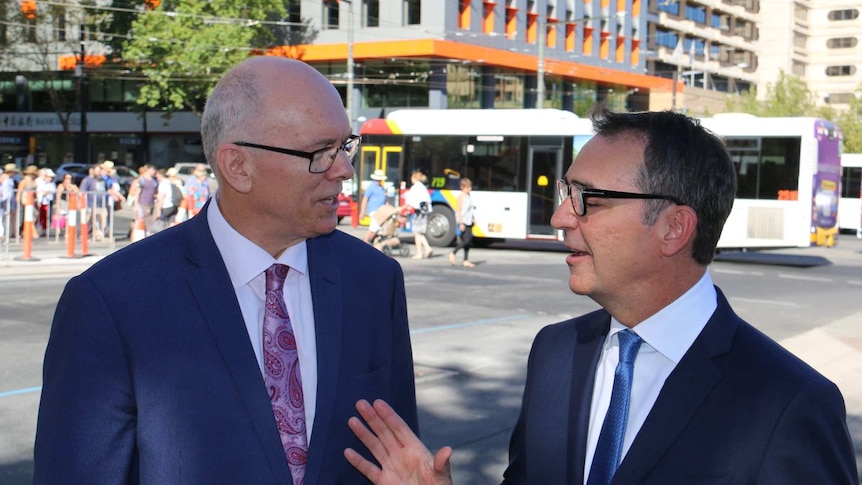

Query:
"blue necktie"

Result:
[[587, 330, 643, 485]]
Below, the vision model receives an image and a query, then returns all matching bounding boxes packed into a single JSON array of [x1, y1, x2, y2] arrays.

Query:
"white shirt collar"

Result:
[[609, 271, 717, 364], [207, 196, 308, 290]]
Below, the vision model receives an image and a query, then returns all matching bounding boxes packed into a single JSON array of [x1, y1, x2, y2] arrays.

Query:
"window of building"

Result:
[[363, 0, 379, 27], [655, 29, 678, 49], [323, 0, 339, 30], [827, 37, 857, 48], [794, 4, 808, 22], [506, 5, 518, 39], [483, 2, 496, 34], [657, 0, 679, 16], [826, 93, 856, 104], [827, 9, 859, 21], [404, 0, 421, 25], [287, 2, 304, 43], [791, 61, 805, 76], [685, 4, 706, 24], [25, 18, 37, 43], [459, 0, 471, 29], [53, 6, 66, 42], [0, 2, 6, 47], [826, 65, 856, 76]]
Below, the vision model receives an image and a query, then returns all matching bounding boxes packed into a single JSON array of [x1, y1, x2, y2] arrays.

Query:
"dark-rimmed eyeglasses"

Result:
[[233, 135, 361, 174], [557, 179, 681, 216]]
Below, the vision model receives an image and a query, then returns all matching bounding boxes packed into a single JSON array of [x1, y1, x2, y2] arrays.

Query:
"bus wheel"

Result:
[[426, 205, 456, 247]]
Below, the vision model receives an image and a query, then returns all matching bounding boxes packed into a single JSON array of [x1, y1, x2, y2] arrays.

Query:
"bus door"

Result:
[[528, 146, 563, 238], [358, 145, 402, 211]]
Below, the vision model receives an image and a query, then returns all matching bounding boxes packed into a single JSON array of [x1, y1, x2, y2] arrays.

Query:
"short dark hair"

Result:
[[590, 106, 736, 265]]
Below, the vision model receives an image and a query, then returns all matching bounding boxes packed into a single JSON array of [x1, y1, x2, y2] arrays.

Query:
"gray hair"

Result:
[[200, 67, 263, 179]]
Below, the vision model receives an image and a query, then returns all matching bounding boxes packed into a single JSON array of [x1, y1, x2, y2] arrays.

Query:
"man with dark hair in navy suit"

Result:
[[344, 107, 858, 485], [34, 56, 418, 484]]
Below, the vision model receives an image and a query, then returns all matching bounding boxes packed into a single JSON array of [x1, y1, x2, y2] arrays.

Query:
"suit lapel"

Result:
[[182, 203, 291, 482], [611, 289, 737, 484], [567, 315, 610, 485], [302, 234, 344, 485]]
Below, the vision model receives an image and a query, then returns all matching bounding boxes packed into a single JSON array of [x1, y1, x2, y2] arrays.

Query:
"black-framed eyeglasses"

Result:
[[233, 135, 361, 174], [557, 179, 681, 216]]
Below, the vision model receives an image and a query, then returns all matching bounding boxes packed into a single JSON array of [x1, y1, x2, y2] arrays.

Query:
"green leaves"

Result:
[[122, 0, 293, 113], [727, 70, 862, 151]]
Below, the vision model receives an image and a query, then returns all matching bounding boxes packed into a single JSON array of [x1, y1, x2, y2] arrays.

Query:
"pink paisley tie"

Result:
[[263, 263, 308, 484]]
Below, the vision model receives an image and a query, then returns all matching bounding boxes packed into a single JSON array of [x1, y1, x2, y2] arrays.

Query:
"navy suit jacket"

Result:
[[502, 288, 858, 485], [34, 202, 418, 484]]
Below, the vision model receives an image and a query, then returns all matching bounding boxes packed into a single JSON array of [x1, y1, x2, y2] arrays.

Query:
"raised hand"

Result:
[[345, 399, 454, 485]]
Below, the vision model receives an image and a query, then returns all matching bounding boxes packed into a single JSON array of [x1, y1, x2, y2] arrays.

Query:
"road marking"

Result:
[[712, 268, 764, 276], [410, 314, 529, 335], [0, 386, 41, 398], [777, 274, 833, 283], [731, 297, 799, 307]]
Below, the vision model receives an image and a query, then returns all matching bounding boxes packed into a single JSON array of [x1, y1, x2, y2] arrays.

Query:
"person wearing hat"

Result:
[[360, 169, 389, 243], [0, 163, 19, 239]]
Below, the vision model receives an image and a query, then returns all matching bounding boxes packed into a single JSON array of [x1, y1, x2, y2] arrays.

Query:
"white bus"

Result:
[[839, 153, 862, 236], [358, 110, 842, 249]]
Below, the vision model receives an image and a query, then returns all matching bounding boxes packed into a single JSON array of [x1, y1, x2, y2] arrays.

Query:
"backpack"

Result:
[[170, 183, 183, 208]]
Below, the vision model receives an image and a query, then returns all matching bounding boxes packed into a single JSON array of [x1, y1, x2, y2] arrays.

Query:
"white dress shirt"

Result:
[[583, 271, 718, 483], [207, 198, 318, 441]]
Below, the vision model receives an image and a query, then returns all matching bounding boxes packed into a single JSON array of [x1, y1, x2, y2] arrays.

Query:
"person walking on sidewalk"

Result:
[[448, 178, 475, 268]]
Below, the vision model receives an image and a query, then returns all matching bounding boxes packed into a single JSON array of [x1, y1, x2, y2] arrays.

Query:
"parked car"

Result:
[[54, 163, 90, 186]]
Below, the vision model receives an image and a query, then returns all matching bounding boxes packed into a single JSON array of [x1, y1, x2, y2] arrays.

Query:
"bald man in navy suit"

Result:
[[35, 57, 418, 484]]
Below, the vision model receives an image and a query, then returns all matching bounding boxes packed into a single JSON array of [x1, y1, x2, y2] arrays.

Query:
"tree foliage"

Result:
[[122, 0, 317, 114], [835, 87, 862, 153], [726, 70, 862, 152]]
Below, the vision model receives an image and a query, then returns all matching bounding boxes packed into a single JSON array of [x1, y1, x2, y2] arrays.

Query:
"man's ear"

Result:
[[659, 204, 698, 258], [216, 144, 253, 194]]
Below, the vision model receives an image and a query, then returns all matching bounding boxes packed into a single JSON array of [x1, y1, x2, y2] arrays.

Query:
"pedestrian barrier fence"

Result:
[[2, 189, 119, 260]]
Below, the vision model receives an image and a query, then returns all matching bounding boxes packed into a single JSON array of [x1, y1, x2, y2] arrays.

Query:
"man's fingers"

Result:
[[348, 416, 391, 461], [344, 448, 381, 482], [371, 399, 419, 447], [434, 446, 453, 474], [356, 399, 404, 451]]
